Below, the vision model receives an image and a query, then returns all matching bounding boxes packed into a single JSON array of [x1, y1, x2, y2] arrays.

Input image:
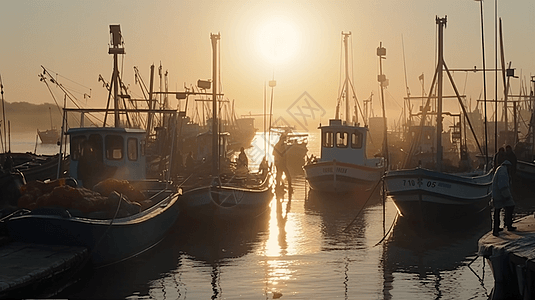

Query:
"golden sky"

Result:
[[1, 0, 534, 131]]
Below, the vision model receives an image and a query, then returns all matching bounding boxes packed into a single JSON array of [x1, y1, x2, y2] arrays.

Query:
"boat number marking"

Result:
[[426, 181, 437, 188], [336, 167, 347, 174], [403, 179, 416, 186], [322, 167, 347, 174]]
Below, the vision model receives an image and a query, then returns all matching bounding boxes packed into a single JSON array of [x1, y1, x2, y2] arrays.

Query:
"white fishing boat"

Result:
[[384, 17, 493, 222], [303, 32, 385, 193], [177, 33, 273, 220]]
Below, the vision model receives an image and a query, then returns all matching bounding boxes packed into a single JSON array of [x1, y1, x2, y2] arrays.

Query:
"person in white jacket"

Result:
[[491, 160, 516, 236]]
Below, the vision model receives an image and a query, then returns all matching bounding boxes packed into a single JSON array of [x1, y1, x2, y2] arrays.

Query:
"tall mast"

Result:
[[436, 16, 446, 172], [0, 74, 6, 152], [211, 33, 220, 177], [343, 32, 351, 124], [108, 25, 125, 128]]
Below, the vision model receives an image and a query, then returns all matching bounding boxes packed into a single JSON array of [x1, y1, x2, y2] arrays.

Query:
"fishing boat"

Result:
[[37, 107, 60, 144], [6, 24, 181, 267], [177, 33, 273, 220], [37, 128, 60, 145], [303, 32, 385, 193], [384, 17, 493, 222], [10, 153, 68, 182]]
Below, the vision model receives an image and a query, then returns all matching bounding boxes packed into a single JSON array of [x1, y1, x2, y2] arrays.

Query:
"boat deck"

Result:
[[478, 215, 535, 299], [0, 241, 88, 298]]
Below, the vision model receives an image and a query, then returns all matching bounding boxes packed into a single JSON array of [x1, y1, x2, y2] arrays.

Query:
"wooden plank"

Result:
[[0, 242, 88, 295]]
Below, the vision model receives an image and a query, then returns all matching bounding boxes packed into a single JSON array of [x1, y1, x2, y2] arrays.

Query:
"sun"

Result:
[[255, 16, 301, 66]]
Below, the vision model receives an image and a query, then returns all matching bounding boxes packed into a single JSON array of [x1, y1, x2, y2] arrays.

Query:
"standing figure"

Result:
[[259, 156, 269, 176], [504, 145, 517, 180], [493, 147, 505, 171], [237, 147, 248, 170], [491, 160, 516, 236], [273, 133, 291, 190]]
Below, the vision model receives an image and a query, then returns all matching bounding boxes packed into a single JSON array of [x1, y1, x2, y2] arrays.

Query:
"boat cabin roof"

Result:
[[67, 127, 146, 136], [319, 119, 369, 133]]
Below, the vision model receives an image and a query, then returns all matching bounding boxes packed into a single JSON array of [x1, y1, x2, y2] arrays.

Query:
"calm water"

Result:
[[12, 131, 514, 299]]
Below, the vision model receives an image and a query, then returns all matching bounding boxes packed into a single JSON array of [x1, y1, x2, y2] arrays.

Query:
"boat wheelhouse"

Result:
[[68, 127, 147, 188], [304, 119, 384, 193]]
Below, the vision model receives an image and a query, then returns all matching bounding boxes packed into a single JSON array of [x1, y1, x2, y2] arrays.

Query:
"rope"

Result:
[[467, 255, 489, 297], [373, 213, 398, 247], [342, 177, 384, 233], [91, 193, 123, 269]]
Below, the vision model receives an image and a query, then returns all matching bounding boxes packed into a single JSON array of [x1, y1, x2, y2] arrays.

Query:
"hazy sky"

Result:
[[1, 0, 534, 130]]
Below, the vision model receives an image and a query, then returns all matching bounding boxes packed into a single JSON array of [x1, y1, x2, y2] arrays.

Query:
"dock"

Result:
[[478, 215, 535, 300], [0, 241, 88, 298]]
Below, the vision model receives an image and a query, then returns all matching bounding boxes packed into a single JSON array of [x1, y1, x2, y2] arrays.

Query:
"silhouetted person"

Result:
[[491, 160, 516, 236], [273, 134, 291, 190], [493, 147, 505, 171], [504, 145, 517, 179], [237, 147, 248, 170], [259, 156, 269, 176]]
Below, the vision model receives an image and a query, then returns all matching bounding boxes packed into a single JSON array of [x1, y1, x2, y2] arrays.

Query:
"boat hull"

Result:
[[37, 129, 60, 144], [303, 160, 384, 193], [7, 186, 180, 267], [516, 160, 535, 182], [385, 168, 493, 222], [180, 177, 273, 219]]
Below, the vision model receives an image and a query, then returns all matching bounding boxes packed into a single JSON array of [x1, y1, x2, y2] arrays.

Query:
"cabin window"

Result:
[[351, 131, 363, 149], [323, 131, 334, 148], [127, 138, 138, 161], [140, 140, 146, 156], [71, 136, 86, 161], [336, 132, 348, 148], [105, 135, 124, 160], [88, 134, 103, 161]]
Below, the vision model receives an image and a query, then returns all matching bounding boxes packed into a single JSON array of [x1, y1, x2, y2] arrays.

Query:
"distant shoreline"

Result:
[[2, 101, 62, 133]]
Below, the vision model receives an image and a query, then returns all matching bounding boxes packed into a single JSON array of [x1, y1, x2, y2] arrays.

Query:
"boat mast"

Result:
[[377, 42, 388, 169], [343, 32, 352, 124], [108, 25, 125, 128], [0, 74, 5, 152], [436, 16, 446, 172], [211, 33, 220, 177]]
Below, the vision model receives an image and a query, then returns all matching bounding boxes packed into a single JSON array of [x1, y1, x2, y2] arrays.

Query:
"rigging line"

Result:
[[384, 89, 403, 109], [342, 176, 384, 233], [43, 66, 93, 91], [401, 34, 411, 98], [373, 213, 398, 247], [347, 80, 364, 125], [42, 67, 85, 110], [41, 78, 62, 115]]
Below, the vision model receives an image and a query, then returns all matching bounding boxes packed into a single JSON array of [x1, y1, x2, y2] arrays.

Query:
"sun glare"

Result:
[[255, 16, 301, 66]]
